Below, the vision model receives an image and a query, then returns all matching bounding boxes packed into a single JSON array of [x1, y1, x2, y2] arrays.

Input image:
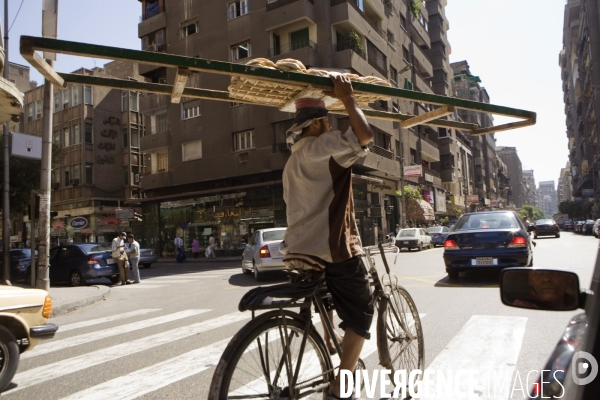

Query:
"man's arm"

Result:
[[323, 74, 373, 147]]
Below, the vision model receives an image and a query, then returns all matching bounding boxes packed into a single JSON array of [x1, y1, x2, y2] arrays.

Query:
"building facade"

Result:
[[522, 170, 537, 207], [496, 146, 525, 208], [538, 180, 558, 216], [558, 162, 573, 202]]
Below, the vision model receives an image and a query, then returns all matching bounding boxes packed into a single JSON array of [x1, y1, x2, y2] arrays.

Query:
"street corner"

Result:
[[49, 284, 111, 317]]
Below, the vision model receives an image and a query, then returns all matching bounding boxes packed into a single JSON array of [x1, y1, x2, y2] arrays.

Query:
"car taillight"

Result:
[[554, 224, 559, 230], [530, 379, 540, 397], [508, 236, 528, 248], [259, 245, 271, 258], [87, 257, 101, 265], [13, 261, 23, 269], [42, 295, 53, 318], [444, 239, 459, 250], [435, 234, 442, 238]]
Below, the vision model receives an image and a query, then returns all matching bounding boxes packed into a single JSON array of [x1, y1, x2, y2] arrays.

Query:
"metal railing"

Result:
[[268, 39, 317, 57], [333, 40, 366, 60], [370, 145, 394, 160]]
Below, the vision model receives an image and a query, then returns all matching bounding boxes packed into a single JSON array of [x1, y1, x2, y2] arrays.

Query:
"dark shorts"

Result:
[[323, 256, 374, 340]]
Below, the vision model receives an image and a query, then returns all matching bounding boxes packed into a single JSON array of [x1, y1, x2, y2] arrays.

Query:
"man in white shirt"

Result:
[[112, 232, 130, 285], [126, 234, 141, 284]]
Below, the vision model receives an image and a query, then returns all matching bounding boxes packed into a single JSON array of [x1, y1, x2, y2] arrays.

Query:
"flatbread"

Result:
[[245, 58, 277, 69], [306, 69, 330, 77], [275, 58, 307, 72]]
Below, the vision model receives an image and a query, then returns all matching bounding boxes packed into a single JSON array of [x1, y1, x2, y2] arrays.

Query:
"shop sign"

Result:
[[424, 173, 434, 183], [115, 208, 134, 219], [80, 228, 94, 234], [10, 235, 18, 243], [52, 220, 65, 230], [467, 195, 479, 203], [100, 215, 120, 225], [70, 217, 88, 230], [582, 189, 594, 197], [422, 189, 434, 204], [404, 165, 422, 177]]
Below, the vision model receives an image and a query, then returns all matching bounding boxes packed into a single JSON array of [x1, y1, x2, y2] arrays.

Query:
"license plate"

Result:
[[404, 241, 409, 244], [107, 258, 115, 264], [475, 257, 494, 266]]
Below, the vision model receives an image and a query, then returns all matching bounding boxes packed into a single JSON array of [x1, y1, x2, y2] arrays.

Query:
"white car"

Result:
[[241, 228, 287, 280], [395, 228, 433, 251]]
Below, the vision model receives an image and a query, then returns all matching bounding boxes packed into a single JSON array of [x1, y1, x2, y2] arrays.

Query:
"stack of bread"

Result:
[[228, 58, 392, 112]]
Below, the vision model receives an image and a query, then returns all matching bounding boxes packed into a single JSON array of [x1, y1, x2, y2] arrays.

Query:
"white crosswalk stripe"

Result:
[[56, 309, 161, 332], [21, 309, 209, 359]]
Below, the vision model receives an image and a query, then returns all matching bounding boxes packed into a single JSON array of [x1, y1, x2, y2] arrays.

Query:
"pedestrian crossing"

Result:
[[109, 271, 235, 289], [4, 306, 535, 399]]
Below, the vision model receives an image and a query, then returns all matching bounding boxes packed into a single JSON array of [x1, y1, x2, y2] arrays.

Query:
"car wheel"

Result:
[[418, 243, 423, 251], [69, 270, 85, 287], [253, 262, 262, 281], [555, 234, 560, 238], [528, 256, 534, 267], [142, 264, 151, 269], [429, 242, 434, 249], [533, 235, 538, 239], [447, 270, 459, 280], [0, 326, 20, 392], [242, 260, 251, 275], [109, 276, 120, 284]]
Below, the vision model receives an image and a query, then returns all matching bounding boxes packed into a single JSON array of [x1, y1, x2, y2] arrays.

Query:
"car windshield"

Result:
[[399, 229, 417, 237], [425, 227, 442, 233], [262, 230, 286, 242], [81, 244, 112, 254], [536, 219, 554, 225], [11, 249, 35, 259], [586, 220, 595, 224], [454, 213, 518, 231]]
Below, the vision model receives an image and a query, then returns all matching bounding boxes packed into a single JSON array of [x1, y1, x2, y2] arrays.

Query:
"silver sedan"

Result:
[[242, 228, 287, 280]]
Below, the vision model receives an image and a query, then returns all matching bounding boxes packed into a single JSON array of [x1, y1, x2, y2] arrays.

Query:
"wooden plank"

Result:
[[470, 119, 535, 136], [401, 105, 454, 129], [20, 42, 65, 88], [171, 67, 189, 104], [21, 36, 536, 122]]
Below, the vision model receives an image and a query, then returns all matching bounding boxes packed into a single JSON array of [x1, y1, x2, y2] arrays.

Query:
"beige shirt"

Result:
[[280, 127, 368, 263]]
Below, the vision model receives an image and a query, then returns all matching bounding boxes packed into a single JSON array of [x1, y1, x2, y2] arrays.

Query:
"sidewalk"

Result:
[[156, 256, 241, 263]]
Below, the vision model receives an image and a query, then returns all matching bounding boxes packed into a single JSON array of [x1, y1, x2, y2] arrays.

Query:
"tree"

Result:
[[558, 199, 592, 220], [396, 185, 423, 225], [518, 205, 545, 222]]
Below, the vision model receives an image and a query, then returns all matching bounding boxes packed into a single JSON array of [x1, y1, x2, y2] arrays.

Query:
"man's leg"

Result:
[[331, 330, 365, 398], [123, 258, 130, 282], [117, 259, 126, 284], [131, 258, 141, 282]]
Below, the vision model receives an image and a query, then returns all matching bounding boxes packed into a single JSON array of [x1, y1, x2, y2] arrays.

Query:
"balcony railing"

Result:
[[370, 145, 394, 160], [333, 39, 366, 60], [268, 39, 317, 57]]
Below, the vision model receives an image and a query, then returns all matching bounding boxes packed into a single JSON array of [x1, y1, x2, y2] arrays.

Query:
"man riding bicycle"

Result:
[[280, 74, 374, 399]]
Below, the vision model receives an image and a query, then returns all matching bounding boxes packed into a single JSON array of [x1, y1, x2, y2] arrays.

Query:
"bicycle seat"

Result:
[[239, 273, 325, 312]]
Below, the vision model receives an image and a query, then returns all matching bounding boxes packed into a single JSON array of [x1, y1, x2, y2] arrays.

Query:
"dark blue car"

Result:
[[443, 211, 533, 279], [0, 249, 37, 282], [425, 226, 451, 247], [49, 243, 120, 287]]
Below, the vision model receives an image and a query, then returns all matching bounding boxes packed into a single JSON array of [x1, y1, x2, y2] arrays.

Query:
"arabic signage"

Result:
[[403, 165, 423, 177], [467, 195, 480, 203], [52, 220, 65, 230], [100, 215, 120, 225], [115, 208, 134, 219], [70, 217, 88, 230]]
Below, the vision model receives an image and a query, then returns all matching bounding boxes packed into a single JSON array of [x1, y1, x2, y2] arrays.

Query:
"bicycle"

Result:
[[209, 242, 424, 399]]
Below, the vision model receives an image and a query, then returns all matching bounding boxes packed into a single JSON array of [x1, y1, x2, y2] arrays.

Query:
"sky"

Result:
[[4, 0, 568, 186]]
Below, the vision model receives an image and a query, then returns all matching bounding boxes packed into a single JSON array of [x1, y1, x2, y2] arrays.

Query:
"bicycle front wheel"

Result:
[[377, 284, 424, 382], [210, 316, 334, 400]]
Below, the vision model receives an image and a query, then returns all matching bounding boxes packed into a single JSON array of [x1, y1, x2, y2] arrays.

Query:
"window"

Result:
[[390, 67, 398, 86], [27, 103, 33, 120], [410, 148, 417, 164], [290, 28, 310, 51], [85, 122, 93, 144], [372, 126, 391, 150], [145, 0, 160, 19], [392, 101, 399, 113], [35, 99, 42, 119], [433, 69, 447, 83], [84, 86, 93, 105], [63, 128, 70, 147], [367, 40, 387, 76], [231, 41, 251, 62], [438, 127, 448, 137], [387, 30, 395, 48], [151, 151, 169, 173], [180, 21, 198, 38], [54, 92, 61, 112], [233, 130, 255, 151], [402, 46, 410, 63], [52, 169, 60, 187], [62, 88, 70, 109], [228, 0, 249, 20], [121, 91, 139, 111], [131, 128, 139, 148], [71, 124, 81, 145], [123, 128, 129, 148], [156, 113, 167, 133], [182, 140, 203, 162], [404, 78, 413, 90], [63, 166, 71, 186], [123, 166, 129, 185], [72, 86, 81, 106], [53, 130, 60, 146], [400, 14, 407, 30], [72, 164, 81, 183], [182, 100, 201, 119], [85, 163, 93, 184]]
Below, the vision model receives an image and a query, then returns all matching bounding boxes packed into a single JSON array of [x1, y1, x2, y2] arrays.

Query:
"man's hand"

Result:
[[322, 74, 353, 103]]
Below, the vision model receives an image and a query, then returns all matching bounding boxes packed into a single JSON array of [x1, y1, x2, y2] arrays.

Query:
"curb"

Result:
[[50, 285, 111, 317], [157, 258, 240, 264]]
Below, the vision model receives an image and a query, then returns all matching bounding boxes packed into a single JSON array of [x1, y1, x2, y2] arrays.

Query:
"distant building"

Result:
[[522, 170, 537, 206], [496, 146, 525, 208], [558, 162, 572, 202], [538, 180, 558, 216]]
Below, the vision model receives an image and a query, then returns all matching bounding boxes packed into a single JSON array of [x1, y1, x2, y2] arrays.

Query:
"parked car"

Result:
[[395, 228, 433, 251], [574, 220, 585, 234], [593, 219, 600, 238], [563, 220, 574, 231], [241, 228, 286, 281], [500, 265, 600, 399], [49, 243, 120, 286], [425, 226, 451, 247], [0, 285, 58, 391], [583, 219, 596, 235], [138, 248, 157, 268], [443, 211, 533, 280], [0, 249, 37, 283], [533, 218, 560, 239]]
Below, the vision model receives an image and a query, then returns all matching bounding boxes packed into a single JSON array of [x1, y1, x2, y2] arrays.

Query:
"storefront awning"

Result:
[[418, 200, 436, 221]]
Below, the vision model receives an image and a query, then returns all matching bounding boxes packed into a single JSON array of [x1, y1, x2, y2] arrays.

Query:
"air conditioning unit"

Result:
[[52, 182, 60, 190], [134, 174, 140, 183], [146, 44, 157, 52]]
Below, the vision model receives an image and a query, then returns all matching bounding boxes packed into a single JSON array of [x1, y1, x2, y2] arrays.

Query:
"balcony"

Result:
[[269, 44, 319, 68], [269, 39, 316, 57], [141, 171, 171, 191], [331, 0, 387, 46], [409, 13, 431, 49], [414, 73, 433, 94], [412, 44, 433, 78], [265, 0, 316, 30], [420, 135, 440, 163], [331, 46, 372, 77], [437, 136, 457, 155], [419, 166, 442, 186], [370, 144, 394, 160], [138, 10, 166, 39], [140, 130, 170, 152], [333, 38, 366, 60]]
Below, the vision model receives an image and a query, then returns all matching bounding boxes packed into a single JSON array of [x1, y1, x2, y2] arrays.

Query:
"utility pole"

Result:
[[399, 127, 406, 228], [37, 0, 58, 290], [2, 0, 10, 285]]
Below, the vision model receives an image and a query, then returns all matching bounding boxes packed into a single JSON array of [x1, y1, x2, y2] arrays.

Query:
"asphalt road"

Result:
[[3, 231, 598, 399]]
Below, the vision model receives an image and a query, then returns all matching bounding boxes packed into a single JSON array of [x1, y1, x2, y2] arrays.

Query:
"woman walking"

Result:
[[192, 237, 200, 259]]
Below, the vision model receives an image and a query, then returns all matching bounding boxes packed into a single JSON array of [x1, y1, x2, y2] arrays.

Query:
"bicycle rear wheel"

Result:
[[377, 284, 424, 385], [209, 315, 334, 400]]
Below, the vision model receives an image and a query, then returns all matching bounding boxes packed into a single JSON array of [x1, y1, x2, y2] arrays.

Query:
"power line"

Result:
[[8, 0, 26, 32]]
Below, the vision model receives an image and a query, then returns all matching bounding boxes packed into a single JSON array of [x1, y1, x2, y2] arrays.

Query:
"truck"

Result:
[[552, 213, 570, 229]]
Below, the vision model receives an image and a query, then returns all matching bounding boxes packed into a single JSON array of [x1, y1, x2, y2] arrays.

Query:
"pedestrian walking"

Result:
[[192, 237, 200, 259], [112, 231, 130, 285], [206, 234, 216, 258], [126, 234, 141, 284], [174, 234, 186, 262]]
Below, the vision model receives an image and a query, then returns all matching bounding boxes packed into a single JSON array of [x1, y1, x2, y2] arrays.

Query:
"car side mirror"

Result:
[[500, 268, 582, 311], [527, 225, 536, 232]]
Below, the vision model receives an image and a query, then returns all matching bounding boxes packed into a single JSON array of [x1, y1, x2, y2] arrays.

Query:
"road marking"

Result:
[[421, 315, 527, 400], [21, 309, 209, 359], [9, 312, 249, 394], [56, 309, 161, 333]]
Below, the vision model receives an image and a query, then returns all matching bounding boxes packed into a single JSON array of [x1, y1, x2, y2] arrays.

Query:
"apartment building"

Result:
[[558, 162, 573, 202], [538, 180, 558, 216], [522, 170, 537, 207], [561, 0, 600, 205], [135, 0, 454, 254], [23, 61, 146, 246], [496, 146, 525, 208]]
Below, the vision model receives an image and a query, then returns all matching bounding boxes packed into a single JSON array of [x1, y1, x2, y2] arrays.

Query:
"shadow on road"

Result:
[[228, 272, 288, 287], [435, 269, 501, 288]]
